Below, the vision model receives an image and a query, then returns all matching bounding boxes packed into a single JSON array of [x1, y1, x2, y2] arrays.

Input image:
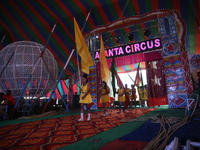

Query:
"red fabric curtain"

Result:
[[146, 59, 168, 106], [103, 51, 162, 68], [96, 51, 164, 107]]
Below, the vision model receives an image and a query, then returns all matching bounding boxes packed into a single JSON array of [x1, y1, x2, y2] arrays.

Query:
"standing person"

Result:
[[124, 84, 131, 111], [140, 85, 148, 108], [197, 71, 200, 89], [78, 74, 92, 121], [100, 81, 110, 116], [0, 107, 9, 120], [130, 84, 137, 108], [0, 91, 9, 120], [138, 86, 143, 107], [116, 84, 125, 113], [143, 85, 148, 107], [0, 90, 16, 119]]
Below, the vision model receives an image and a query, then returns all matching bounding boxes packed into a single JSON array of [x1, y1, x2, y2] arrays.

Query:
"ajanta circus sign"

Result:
[[94, 38, 162, 60]]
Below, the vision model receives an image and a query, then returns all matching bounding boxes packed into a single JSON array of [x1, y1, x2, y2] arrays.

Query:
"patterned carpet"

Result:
[[0, 108, 156, 150]]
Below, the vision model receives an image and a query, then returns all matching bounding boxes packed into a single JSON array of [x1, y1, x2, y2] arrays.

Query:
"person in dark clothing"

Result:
[[196, 72, 200, 107], [0, 90, 16, 119], [197, 71, 200, 89]]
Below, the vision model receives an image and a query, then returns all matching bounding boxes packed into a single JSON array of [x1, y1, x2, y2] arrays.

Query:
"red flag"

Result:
[[114, 69, 124, 88], [134, 63, 141, 86]]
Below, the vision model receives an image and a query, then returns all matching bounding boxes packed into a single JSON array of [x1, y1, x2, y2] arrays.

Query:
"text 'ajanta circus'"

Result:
[[94, 38, 162, 60]]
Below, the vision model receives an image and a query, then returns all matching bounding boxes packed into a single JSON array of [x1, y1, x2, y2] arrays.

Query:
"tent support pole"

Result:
[[12, 21, 57, 115], [0, 32, 7, 44], [42, 49, 75, 113], [0, 52, 15, 90]]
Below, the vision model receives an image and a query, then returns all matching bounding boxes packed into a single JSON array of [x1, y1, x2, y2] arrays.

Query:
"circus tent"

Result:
[[0, 0, 200, 79]]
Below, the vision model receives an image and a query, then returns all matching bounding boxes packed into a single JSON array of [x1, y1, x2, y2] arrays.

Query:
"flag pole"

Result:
[[127, 73, 135, 84], [0, 32, 7, 44], [75, 8, 92, 87], [82, 8, 92, 33], [134, 63, 141, 87], [111, 58, 116, 98]]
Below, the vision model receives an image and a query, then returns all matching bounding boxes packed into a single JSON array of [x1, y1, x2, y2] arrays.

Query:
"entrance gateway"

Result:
[[69, 10, 195, 109]]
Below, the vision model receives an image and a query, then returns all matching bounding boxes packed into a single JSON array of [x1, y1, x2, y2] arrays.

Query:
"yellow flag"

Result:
[[99, 35, 110, 82], [74, 18, 94, 74]]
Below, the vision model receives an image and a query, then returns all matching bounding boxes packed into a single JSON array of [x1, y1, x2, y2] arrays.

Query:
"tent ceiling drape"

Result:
[[0, 0, 200, 78]]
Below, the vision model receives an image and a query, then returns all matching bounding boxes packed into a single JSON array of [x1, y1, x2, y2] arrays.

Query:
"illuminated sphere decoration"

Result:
[[0, 41, 58, 99]]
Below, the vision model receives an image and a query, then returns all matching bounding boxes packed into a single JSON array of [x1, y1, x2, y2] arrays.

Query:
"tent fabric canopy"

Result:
[[0, 0, 200, 78], [116, 62, 146, 73]]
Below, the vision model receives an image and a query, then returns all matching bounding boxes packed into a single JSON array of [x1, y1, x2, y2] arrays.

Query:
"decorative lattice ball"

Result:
[[0, 41, 58, 98]]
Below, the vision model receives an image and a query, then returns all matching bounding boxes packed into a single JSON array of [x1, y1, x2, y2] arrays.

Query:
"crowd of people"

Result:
[[77, 74, 149, 121], [0, 74, 148, 121], [0, 90, 16, 120], [2, 71, 200, 121], [115, 83, 148, 114]]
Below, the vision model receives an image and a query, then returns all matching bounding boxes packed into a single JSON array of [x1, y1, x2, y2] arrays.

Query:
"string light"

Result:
[[128, 33, 134, 41]]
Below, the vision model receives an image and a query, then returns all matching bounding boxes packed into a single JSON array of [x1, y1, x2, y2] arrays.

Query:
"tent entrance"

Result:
[[116, 59, 168, 107]]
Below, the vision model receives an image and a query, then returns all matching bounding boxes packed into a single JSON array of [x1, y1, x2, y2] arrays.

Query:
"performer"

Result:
[[140, 85, 148, 107], [0, 91, 9, 120], [0, 90, 16, 119], [124, 84, 131, 110], [138, 86, 143, 107], [100, 81, 110, 116], [78, 74, 92, 121], [197, 71, 200, 89], [116, 84, 125, 113], [130, 84, 137, 108]]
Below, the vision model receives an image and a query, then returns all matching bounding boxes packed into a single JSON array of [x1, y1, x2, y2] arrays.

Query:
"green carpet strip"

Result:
[[59, 106, 185, 150]]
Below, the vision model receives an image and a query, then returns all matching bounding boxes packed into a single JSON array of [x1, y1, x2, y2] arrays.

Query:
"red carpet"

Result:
[[0, 108, 156, 150]]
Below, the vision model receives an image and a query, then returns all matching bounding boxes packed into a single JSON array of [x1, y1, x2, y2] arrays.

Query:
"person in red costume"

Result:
[[124, 84, 131, 111], [0, 90, 16, 119]]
